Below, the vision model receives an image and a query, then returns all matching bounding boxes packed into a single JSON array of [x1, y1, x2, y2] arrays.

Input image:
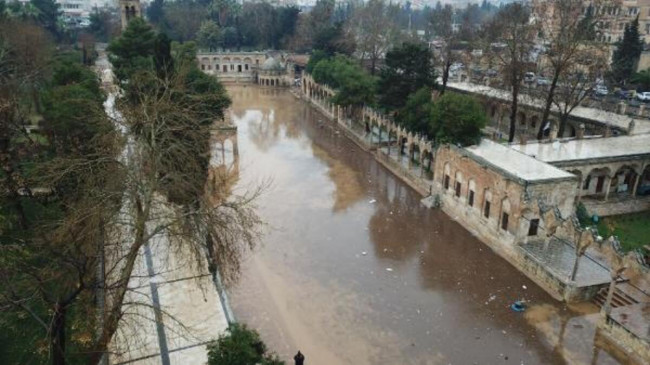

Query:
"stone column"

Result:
[[604, 176, 612, 201], [549, 123, 558, 141], [576, 176, 584, 203], [576, 123, 585, 139], [632, 173, 641, 196], [617, 101, 627, 115], [419, 156, 424, 177]]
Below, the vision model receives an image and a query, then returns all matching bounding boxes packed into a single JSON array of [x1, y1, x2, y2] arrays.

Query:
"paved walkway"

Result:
[[110, 233, 229, 365]]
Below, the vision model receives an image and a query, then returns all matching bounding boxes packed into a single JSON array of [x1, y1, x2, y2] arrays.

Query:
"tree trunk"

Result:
[[537, 69, 560, 140], [558, 113, 570, 137], [51, 303, 66, 365], [87, 201, 148, 365], [509, 80, 520, 143], [441, 59, 450, 95]]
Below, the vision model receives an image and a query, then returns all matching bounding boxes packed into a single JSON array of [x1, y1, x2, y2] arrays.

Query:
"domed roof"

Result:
[[261, 57, 283, 71]]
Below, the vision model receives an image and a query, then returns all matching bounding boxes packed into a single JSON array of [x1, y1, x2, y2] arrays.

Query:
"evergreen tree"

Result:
[[377, 42, 436, 112], [30, 0, 60, 38], [576, 4, 596, 41], [147, 0, 164, 25], [611, 15, 644, 85], [107, 18, 157, 84]]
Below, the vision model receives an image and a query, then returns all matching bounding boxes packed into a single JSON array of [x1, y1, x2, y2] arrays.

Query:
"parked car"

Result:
[[450, 62, 464, 72], [594, 84, 608, 96], [637, 91, 650, 102], [486, 69, 498, 77], [524, 72, 536, 83], [536, 77, 551, 87], [614, 89, 632, 99]]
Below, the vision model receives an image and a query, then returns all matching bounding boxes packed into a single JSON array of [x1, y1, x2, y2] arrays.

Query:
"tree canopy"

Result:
[[611, 15, 643, 85], [429, 92, 487, 146], [207, 324, 284, 365], [377, 42, 436, 112], [311, 54, 376, 109]]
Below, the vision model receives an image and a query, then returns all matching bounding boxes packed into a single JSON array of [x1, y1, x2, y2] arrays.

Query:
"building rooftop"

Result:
[[520, 239, 611, 287], [447, 82, 650, 135], [464, 139, 576, 183], [510, 134, 650, 165]]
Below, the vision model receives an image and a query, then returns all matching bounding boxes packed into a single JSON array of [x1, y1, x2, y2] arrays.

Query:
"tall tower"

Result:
[[120, 0, 141, 30]]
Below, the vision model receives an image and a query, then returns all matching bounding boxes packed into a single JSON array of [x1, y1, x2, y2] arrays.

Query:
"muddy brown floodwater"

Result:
[[225, 86, 623, 365]]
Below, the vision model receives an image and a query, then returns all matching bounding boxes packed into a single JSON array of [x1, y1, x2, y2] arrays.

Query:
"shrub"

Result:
[[207, 324, 285, 365]]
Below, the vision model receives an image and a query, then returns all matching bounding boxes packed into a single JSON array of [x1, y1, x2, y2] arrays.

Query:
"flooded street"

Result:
[[225, 85, 622, 365]]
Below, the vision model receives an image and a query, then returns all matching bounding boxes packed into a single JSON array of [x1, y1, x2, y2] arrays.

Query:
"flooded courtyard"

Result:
[[225, 85, 623, 365]]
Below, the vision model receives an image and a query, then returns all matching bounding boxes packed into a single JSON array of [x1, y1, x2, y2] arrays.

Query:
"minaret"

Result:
[[120, 0, 142, 30]]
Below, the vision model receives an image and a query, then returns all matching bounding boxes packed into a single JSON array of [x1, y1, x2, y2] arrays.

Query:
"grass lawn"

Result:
[[597, 212, 650, 252]]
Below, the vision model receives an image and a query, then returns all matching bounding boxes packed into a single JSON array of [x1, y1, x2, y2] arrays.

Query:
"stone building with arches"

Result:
[[445, 82, 650, 142], [119, 0, 141, 30], [433, 139, 611, 301], [196, 52, 297, 86], [197, 51, 267, 83], [257, 57, 292, 87], [512, 134, 650, 216]]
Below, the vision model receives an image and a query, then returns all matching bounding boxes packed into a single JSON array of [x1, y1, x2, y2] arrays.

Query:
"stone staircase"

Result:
[[592, 286, 639, 309]]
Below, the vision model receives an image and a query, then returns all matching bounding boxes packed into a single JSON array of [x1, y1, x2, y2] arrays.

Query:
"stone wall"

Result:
[[598, 319, 650, 365], [583, 195, 650, 216]]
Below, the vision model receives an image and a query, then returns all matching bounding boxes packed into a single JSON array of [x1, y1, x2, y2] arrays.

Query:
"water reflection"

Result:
[[206, 126, 239, 205], [226, 85, 622, 365]]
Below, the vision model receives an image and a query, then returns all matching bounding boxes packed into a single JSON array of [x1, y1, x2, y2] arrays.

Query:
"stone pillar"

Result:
[[632, 173, 641, 196], [576, 176, 584, 203], [628, 119, 636, 135], [576, 123, 585, 139], [638, 104, 645, 117], [617, 101, 627, 115], [420, 157, 424, 177], [549, 123, 558, 141], [604, 176, 612, 201]]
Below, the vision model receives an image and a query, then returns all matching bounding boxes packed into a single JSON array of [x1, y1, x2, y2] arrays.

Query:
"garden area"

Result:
[[597, 212, 650, 252]]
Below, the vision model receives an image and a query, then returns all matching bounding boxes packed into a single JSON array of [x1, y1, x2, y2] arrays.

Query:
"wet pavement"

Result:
[[225, 85, 624, 365]]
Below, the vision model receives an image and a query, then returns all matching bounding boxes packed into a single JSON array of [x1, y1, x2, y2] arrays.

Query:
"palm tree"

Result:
[[631, 68, 650, 91]]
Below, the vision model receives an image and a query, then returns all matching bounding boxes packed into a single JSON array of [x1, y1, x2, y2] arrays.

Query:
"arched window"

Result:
[[500, 198, 511, 231], [454, 171, 464, 198], [468, 179, 476, 207], [483, 189, 492, 218], [443, 162, 451, 190]]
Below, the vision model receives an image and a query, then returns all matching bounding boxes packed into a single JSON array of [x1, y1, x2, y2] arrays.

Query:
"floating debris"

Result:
[[386, 268, 393, 272], [510, 300, 527, 312], [369, 199, 376, 204]]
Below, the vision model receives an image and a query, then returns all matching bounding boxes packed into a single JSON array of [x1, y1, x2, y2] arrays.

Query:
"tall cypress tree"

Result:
[[611, 15, 644, 85]]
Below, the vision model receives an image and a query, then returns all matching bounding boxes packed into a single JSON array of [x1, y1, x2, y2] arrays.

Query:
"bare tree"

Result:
[[485, 3, 537, 143], [551, 48, 609, 137], [88, 67, 263, 363], [534, 0, 605, 139], [349, 0, 398, 75], [429, 3, 457, 94]]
